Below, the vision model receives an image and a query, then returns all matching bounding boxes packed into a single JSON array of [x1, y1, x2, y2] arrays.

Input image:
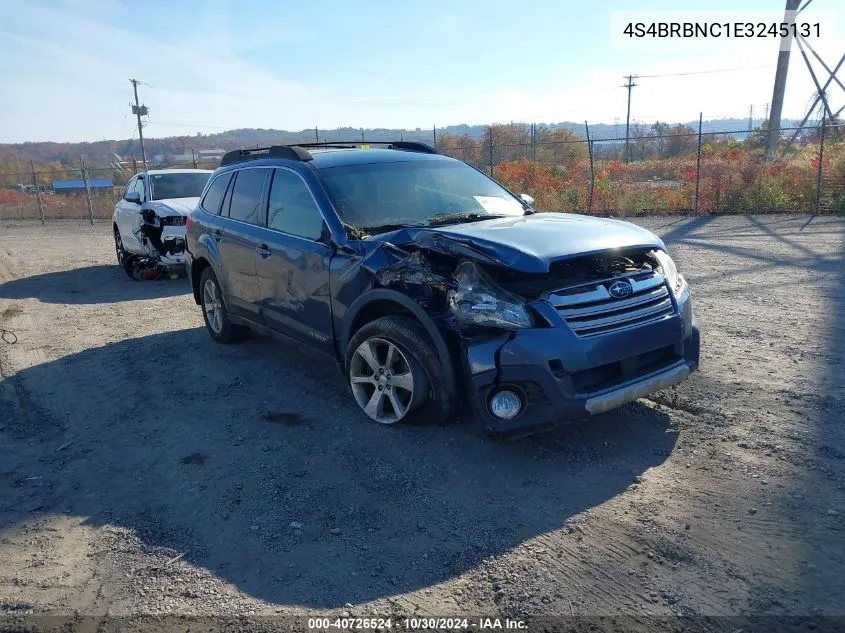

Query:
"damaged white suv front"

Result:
[[113, 169, 212, 280]]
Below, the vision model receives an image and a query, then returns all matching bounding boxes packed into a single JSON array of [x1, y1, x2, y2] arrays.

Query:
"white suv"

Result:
[[113, 169, 212, 279]]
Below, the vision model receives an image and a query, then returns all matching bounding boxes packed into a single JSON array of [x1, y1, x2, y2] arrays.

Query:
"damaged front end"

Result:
[[352, 234, 698, 435], [124, 209, 187, 280]]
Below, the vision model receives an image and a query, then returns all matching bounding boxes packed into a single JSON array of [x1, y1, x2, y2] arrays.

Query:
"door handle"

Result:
[[256, 244, 271, 258]]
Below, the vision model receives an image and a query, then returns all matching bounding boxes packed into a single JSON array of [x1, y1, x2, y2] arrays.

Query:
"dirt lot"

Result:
[[0, 215, 844, 630]]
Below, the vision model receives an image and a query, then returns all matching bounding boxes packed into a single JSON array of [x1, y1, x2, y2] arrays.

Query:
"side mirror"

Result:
[[518, 193, 535, 207], [124, 191, 141, 204]]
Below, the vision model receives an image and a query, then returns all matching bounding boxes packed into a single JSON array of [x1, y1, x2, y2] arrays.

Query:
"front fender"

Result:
[[341, 288, 456, 389]]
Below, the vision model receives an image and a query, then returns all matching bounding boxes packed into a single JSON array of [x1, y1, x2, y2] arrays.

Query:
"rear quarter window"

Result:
[[200, 173, 232, 214]]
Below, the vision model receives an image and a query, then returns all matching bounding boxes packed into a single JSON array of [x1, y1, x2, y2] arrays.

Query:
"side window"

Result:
[[134, 177, 146, 202], [266, 169, 326, 241], [200, 173, 231, 215], [227, 169, 268, 225]]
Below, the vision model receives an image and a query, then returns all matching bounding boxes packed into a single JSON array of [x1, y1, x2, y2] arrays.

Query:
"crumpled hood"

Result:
[[147, 197, 200, 216], [376, 212, 666, 273]]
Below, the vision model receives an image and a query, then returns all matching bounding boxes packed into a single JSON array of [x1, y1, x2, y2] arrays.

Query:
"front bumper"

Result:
[[463, 288, 699, 434]]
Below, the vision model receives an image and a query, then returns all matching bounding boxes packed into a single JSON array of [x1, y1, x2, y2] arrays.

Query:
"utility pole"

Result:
[[623, 74, 637, 163], [694, 113, 703, 214], [80, 157, 94, 225], [30, 161, 45, 225], [15, 149, 24, 191], [815, 109, 826, 214], [765, 0, 802, 159], [748, 105, 754, 133], [130, 78, 149, 171]]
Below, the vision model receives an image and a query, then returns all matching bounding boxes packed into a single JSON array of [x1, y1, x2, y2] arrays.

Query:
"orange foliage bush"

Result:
[[492, 142, 844, 215]]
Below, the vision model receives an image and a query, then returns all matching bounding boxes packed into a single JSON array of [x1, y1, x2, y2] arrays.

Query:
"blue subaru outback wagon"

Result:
[[185, 142, 699, 435]]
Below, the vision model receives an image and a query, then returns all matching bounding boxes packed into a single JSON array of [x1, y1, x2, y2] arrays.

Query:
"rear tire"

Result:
[[200, 267, 248, 343], [345, 316, 457, 426]]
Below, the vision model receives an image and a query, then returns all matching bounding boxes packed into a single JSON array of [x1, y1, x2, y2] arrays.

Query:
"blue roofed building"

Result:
[[52, 178, 114, 194]]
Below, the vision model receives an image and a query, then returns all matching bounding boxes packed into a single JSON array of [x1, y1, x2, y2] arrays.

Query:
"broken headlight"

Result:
[[653, 250, 687, 297], [449, 261, 533, 329]]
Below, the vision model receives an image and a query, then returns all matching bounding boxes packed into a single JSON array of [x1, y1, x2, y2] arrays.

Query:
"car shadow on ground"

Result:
[[0, 264, 189, 304], [0, 326, 677, 608]]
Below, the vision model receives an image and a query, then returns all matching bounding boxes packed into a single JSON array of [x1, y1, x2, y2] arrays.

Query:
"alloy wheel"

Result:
[[203, 278, 224, 334], [349, 337, 417, 424]]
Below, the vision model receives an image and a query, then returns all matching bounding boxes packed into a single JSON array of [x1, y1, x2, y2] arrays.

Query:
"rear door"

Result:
[[214, 167, 271, 320], [253, 167, 334, 352]]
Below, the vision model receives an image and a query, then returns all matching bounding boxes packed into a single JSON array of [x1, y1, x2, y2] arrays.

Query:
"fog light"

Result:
[[489, 390, 522, 420]]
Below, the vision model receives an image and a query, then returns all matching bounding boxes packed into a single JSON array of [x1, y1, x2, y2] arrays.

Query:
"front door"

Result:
[[116, 175, 146, 251], [253, 168, 334, 352]]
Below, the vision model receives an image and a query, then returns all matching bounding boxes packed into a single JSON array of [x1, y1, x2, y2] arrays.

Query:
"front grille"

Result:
[[161, 216, 186, 226], [548, 271, 675, 337]]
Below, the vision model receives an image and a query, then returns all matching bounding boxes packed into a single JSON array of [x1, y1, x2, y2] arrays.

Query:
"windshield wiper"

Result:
[[425, 212, 508, 227], [358, 222, 424, 235]]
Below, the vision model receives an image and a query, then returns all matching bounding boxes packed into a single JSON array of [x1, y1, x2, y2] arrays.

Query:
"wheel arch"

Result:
[[341, 289, 456, 388], [190, 257, 211, 304], [191, 233, 225, 304]]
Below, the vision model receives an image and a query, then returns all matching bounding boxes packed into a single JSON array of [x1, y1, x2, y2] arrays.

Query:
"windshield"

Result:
[[149, 173, 211, 200], [317, 160, 524, 231]]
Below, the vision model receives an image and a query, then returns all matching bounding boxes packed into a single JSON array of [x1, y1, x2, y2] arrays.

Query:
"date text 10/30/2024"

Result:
[[307, 617, 528, 630]]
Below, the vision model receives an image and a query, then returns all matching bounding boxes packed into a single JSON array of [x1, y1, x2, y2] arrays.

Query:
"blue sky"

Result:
[[0, 0, 842, 142]]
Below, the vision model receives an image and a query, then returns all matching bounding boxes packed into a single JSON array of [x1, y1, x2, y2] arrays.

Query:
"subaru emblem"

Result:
[[608, 280, 633, 299]]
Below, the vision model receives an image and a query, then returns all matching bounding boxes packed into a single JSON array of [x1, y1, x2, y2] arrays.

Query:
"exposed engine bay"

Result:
[[123, 209, 187, 280], [491, 249, 660, 299], [366, 239, 663, 322]]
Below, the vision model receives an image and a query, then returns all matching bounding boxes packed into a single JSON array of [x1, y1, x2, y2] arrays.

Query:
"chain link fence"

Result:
[[0, 158, 208, 223], [438, 120, 843, 216], [1, 120, 842, 222]]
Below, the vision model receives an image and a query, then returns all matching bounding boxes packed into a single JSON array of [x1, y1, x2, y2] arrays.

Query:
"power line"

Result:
[[146, 121, 231, 131], [637, 64, 776, 79]]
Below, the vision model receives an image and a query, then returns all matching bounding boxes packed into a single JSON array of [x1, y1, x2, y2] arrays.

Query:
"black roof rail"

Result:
[[294, 141, 439, 155], [220, 145, 313, 167]]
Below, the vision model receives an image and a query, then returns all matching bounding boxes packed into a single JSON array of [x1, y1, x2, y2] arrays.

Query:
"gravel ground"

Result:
[[0, 215, 843, 630]]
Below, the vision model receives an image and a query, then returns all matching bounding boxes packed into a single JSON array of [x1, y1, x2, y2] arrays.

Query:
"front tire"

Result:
[[345, 316, 457, 426], [114, 226, 131, 271], [199, 268, 248, 343]]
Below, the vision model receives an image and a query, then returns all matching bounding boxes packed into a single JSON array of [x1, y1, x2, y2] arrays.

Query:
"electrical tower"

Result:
[[765, 0, 806, 158], [766, 0, 845, 157], [130, 78, 149, 171]]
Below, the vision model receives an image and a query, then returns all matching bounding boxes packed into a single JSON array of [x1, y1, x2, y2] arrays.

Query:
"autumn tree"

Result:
[[664, 125, 697, 157], [629, 123, 657, 161], [485, 123, 532, 163], [534, 126, 587, 165], [651, 122, 671, 157], [438, 133, 482, 168]]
